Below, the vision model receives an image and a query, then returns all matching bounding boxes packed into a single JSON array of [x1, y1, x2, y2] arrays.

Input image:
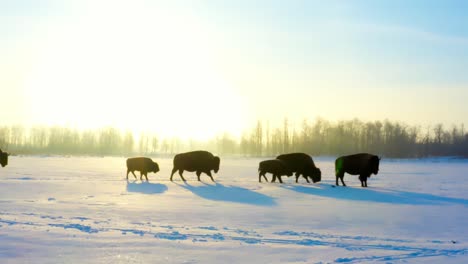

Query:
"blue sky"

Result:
[[1, 0, 468, 135]]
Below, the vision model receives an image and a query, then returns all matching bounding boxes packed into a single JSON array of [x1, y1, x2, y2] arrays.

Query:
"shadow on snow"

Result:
[[177, 182, 276, 207], [282, 184, 468, 205], [126, 181, 168, 194]]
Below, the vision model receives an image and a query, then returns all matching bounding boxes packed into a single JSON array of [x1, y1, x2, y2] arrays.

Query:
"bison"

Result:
[[258, 159, 293, 183], [276, 153, 321, 183], [0, 149, 9, 167], [335, 153, 380, 187], [126, 157, 160, 181], [170, 150, 220, 182]]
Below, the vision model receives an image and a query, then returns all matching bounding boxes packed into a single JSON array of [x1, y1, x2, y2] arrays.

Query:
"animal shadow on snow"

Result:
[[177, 182, 276, 206], [126, 180, 168, 194], [282, 185, 468, 205]]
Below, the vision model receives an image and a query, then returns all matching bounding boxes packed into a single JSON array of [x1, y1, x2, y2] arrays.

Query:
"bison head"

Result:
[[0, 151, 9, 167], [371, 156, 380, 175], [304, 166, 321, 183], [282, 163, 293, 177], [310, 167, 321, 183], [151, 162, 160, 173], [212, 156, 220, 173]]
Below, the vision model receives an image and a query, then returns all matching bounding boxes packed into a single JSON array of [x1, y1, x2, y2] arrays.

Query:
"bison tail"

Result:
[[335, 158, 343, 176], [172, 154, 180, 165]]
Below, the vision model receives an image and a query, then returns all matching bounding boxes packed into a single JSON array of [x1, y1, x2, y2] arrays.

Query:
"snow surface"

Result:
[[0, 156, 467, 263]]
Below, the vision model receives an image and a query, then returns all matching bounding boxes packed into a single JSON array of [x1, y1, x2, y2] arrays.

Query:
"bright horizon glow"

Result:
[[20, 2, 247, 140], [2, 1, 468, 138]]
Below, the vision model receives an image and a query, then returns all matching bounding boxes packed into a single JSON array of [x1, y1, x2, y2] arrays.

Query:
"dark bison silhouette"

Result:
[[335, 153, 380, 187], [258, 159, 293, 183], [170, 150, 220, 182], [0, 149, 9, 167], [126, 157, 160, 181], [276, 153, 321, 183]]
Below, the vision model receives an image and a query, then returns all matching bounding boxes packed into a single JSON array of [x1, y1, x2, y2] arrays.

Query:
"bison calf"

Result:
[[126, 157, 160, 181], [170, 150, 220, 182], [0, 149, 9, 168], [335, 153, 380, 187], [258, 159, 293, 183], [276, 153, 321, 183]]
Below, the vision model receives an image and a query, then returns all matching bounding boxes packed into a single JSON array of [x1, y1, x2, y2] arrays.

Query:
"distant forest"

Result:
[[1, 118, 467, 158]]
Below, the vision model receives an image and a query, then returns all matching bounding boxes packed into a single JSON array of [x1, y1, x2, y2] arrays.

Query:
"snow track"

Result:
[[1, 211, 466, 263]]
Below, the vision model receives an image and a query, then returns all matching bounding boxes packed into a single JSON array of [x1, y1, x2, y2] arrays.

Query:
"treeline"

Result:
[[0, 119, 467, 158], [0, 126, 216, 156], [236, 119, 468, 158]]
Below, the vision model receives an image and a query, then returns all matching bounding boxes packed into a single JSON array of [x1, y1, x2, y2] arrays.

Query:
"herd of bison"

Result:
[[126, 151, 380, 187], [0, 149, 380, 187]]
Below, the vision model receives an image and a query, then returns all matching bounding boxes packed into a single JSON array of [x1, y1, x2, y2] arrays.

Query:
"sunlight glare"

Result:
[[24, 1, 246, 140]]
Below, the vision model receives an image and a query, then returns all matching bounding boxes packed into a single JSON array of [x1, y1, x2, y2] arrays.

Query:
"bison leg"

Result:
[[271, 174, 276, 183], [276, 175, 283, 183], [140, 171, 148, 181], [340, 176, 346, 186], [363, 175, 369, 187], [178, 170, 187, 182], [196, 171, 202, 181], [170, 168, 177, 181], [206, 171, 215, 182], [295, 173, 300, 183], [303, 175, 310, 183], [359, 175, 368, 187], [259, 171, 268, 183], [336, 172, 346, 186], [128, 170, 137, 180]]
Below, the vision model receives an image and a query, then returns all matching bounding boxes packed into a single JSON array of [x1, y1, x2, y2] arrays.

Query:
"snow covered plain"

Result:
[[0, 156, 467, 263]]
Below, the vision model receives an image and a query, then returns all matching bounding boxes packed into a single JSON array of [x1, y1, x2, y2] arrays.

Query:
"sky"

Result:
[[1, 0, 468, 139]]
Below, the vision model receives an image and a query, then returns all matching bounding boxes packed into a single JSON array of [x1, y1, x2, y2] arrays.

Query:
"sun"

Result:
[[23, 2, 247, 140]]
